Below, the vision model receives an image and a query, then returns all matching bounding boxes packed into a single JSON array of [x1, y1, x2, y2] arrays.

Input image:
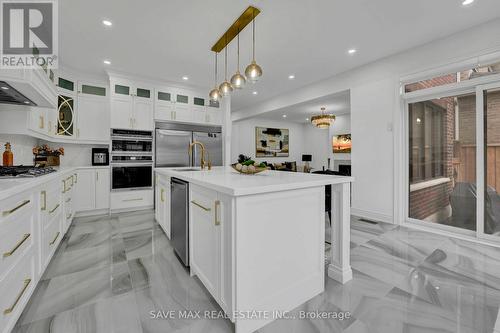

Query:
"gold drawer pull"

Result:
[[65, 198, 71, 203], [161, 189, 165, 202], [49, 232, 60, 245], [123, 198, 143, 202], [3, 233, 30, 258], [41, 191, 47, 211], [4, 278, 31, 315], [49, 204, 60, 214], [66, 213, 72, 219], [191, 200, 211, 212], [2, 200, 30, 216], [214, 200, 220, 226]]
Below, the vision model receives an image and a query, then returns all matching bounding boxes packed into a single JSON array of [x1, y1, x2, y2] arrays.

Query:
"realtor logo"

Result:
[[1, 0, 58, 68]]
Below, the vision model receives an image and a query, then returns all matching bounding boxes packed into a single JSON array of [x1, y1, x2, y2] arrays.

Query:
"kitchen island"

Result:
[[155, 166, 354, 333]]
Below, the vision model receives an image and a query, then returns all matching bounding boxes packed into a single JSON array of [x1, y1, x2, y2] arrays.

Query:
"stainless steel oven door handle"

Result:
[[111, 163, 153, 167]]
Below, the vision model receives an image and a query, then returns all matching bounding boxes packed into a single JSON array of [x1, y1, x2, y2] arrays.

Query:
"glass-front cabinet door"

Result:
[[57, 95, 75, 137]]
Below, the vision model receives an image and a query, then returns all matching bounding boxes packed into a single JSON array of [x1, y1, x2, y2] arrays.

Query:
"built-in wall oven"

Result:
[[110, 129, 153, 191]]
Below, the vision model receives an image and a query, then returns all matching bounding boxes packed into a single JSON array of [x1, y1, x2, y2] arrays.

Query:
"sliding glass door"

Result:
[[405, 79, 500, 242]]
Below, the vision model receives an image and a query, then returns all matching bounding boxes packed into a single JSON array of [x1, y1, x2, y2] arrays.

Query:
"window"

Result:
[[408, 100, 445, 184], [404, 61, 500, 93]]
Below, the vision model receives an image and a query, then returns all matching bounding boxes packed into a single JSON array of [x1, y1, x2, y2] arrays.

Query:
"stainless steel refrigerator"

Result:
[[155, 122, 222, 167]]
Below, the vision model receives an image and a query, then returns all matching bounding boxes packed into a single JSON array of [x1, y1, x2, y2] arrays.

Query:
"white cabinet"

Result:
[[155, 174, 170, 238], [74, 168, 110, 212], [74, 169, 96, 211], [206, 107, 223, 125], [95, 169, 110, 210], [111, 81, 153, 130], [76, 82, 110, 141], [190, 185, 221, 300]]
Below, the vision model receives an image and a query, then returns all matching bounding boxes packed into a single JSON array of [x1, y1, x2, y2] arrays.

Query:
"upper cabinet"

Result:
[[54, 74, 110, 142], [110, 80, 153, 130], [154, 89, 223, 126]]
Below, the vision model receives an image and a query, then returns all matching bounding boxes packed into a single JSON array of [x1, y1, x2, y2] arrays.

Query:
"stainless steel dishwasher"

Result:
[[171, 177, 189, 266]]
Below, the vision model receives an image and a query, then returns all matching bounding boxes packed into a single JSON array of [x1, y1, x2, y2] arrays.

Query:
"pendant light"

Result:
[[230, 29, 246, 89], [209, 52, 221, 102], [219, 35, 233, 96], [245, 8, 263, 83]]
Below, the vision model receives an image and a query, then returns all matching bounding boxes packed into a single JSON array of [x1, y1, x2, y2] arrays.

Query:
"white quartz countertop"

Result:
[[155, 166, 354, 196], [0, 166, 110, 201]]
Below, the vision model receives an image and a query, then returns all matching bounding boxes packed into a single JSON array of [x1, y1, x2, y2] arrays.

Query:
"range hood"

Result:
[[0, 81, 36, 106], [0, 68, 57, 108]]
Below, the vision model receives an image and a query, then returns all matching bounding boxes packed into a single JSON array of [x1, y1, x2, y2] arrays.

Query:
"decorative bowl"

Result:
[[231, 163, 267, 175]]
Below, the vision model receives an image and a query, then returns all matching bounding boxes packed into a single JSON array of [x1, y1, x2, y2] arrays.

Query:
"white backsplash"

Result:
[[0, 134, 37, 166], [38, 141, 108, 167]]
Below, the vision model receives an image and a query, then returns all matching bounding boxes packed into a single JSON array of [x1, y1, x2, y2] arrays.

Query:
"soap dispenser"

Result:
[[3, 142, 13, 166]]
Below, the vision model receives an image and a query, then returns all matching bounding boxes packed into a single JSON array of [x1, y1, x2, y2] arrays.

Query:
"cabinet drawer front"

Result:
[[41, 214, 62, 269], [190, 185, 216, 214], [110, 190, 153, 210], [0, 251, 36, 333], [0, 192, 33, 223], [0, 209, 35, 280], [41, 186, 61, 229]]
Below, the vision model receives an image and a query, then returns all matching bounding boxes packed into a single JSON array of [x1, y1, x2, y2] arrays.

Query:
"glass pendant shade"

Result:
[[209, 87, 221, 102], [209, 52, 221, 102], [245, 10, 263, 83], [230, 71, 246, 89], [219, 81, 233, 96], [245, 60, 262, 83]]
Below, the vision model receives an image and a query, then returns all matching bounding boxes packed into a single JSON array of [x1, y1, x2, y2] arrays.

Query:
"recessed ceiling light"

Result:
[[306, 118, 309, 121], [462, 0, 474, 5], [282, 115, 287, 118], [252, 91, 258, 95], [24, 101, 30, 104], [1, 86, 8, 90], [348, 49, 357, 55], [103, 60, 111, 65], [102, 20, 112, 26], [288, 75, 295, 80], [182, 76, 189, 81]]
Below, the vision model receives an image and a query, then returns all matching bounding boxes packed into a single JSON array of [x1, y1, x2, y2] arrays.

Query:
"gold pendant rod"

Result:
[[210, 6, 261, 53]]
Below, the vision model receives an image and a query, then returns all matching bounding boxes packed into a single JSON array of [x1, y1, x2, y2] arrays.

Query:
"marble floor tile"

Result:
[[14, 292, 142, 333], [350, 217, 398, 248], [21, 263, 132, 325], [14, 210, 500, 333], [123, 228, 171, 261], [355, 287, 478, 333], [42, 244, 112, 279]]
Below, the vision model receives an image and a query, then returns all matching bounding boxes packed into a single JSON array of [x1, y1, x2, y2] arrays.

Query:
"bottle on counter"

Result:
[[3, 142, 13, 166]]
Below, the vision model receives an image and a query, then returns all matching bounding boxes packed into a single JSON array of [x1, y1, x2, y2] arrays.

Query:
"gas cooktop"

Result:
[[0, 166, 56, 178]]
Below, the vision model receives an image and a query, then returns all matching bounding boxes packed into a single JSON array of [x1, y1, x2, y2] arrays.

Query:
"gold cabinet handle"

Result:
[[3, 278, 31, 315], [66, 213, 72, 219], [41, 191, 47, 211], [3, 233, 30, 258], [49, 204, 60, 214], [74, 173, 78, 184], [191, 200, 211, 212], [65, 198, 71, 203], [214, 200, 220, 226], [62, 179, 67, 193], [161, 189, 165, 202], [2, 200, 30, 216], [49, 232, 60, 245], [39, 115, 44, 129]]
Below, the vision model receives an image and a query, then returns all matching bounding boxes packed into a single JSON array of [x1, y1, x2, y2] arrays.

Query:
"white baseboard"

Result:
[[110, 205, 154, 214], [328, 264, 353, 284], [351, 207, 393, 224]]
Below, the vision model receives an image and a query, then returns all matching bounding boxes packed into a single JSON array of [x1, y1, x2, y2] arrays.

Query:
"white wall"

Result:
[[0, 134, 37, 165], [231, 18, 500, 223], [329, 114, 351, 169], [302, 124, 330, 171], [231, 118, 305, 165], [38, 141, 108, 167]]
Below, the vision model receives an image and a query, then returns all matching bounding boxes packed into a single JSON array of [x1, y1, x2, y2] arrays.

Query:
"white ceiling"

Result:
[[59, 0, 500, 111], [257, 90, 350, 124]]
